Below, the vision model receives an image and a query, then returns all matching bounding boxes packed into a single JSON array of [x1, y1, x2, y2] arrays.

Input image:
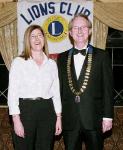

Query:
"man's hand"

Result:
[[102, 119, 113, 133]]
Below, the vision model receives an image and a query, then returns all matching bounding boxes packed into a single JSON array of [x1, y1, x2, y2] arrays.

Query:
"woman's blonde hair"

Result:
[[20, 24, 49, 60]]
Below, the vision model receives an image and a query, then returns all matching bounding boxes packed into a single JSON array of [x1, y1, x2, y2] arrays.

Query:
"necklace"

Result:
[[67, 50, 92, 103]]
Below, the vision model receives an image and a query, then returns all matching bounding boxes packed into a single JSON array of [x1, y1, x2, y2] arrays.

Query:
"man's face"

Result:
[[69, 16, 91, 45]]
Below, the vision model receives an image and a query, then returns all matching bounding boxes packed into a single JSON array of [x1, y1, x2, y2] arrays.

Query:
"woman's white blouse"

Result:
[[8, 54, 62, 115]]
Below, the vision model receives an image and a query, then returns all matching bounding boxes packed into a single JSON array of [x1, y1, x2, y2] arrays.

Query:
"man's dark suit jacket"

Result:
[[57, 46, 113, 131]]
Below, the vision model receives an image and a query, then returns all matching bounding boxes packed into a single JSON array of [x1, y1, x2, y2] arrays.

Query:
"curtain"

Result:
[[0, 2, 17, 70], [93, 16, 108, 49], [94, 2, 123, 31], [93, 2, 123, 49], [0, 20, 18, 70]]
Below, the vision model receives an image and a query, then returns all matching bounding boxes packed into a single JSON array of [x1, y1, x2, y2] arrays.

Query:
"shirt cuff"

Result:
[[9, 106, 20, 115], [103, 118, 113, 121]]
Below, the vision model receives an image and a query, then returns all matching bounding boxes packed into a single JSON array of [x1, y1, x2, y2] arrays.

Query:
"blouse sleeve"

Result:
[[50, 60, 62, 114], [8, 58, 21, 115]]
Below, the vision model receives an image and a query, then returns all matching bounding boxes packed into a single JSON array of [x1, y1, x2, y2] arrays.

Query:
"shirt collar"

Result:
[[74, 44, 88, 55], [29, 52, 49, 65], [42, 52, 48, 65], [74, 45, 87, 50]]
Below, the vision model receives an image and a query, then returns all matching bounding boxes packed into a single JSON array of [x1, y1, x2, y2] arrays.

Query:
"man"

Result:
[[57, 14, 113, 150]]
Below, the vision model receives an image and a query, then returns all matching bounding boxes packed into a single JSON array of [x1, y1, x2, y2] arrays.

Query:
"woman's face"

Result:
[[30, 28, 44, 52]]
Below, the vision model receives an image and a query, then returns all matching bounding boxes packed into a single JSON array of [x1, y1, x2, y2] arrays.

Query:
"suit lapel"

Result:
[[77, 53, 88, 87], [71, 52, 89, 90], [64, 45, 94, 97], [71, 52, 80, 90]]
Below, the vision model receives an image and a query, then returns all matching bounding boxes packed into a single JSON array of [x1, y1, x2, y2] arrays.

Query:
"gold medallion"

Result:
[[67, 50, 92, 103]]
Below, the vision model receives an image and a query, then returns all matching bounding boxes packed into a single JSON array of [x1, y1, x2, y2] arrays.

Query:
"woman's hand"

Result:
[[55, 116, 62, 135], [12, 115, 25, 138]]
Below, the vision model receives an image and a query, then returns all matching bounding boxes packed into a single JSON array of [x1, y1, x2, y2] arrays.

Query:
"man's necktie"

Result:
[[73, 48, 86, 56]]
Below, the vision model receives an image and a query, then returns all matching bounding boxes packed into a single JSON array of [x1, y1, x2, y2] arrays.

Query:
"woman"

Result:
[[8, 25, 62, 150]]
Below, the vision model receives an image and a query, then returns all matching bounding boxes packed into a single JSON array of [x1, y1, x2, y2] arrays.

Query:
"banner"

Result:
[[17, 0, 93, 54]]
